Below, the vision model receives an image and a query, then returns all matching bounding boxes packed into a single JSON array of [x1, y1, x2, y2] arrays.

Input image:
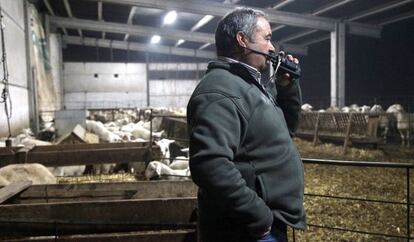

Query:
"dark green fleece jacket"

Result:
[[187, 60, 306, 238]]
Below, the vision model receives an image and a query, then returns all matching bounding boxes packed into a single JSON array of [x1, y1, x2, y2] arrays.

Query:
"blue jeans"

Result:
[[256, 232, 287, 242]]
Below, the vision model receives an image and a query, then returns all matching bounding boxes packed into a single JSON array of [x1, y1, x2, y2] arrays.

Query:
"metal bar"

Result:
[[308, 223, 410, 239], [271, 0, 295, 9], [305, 193, 411, 206], [348, 0, 413, 21], [124, 6, 136, 41], [63, 0, 82, 36], [50, 16, 215, 44], [407, 168, 411, 240], [312, 0, 354, 15], [89, 0, 381, 37], [62, 36, 216, 59], [54, 17, 307, 56], [379, 10, 414, 26], [302, 158, 414, 168]]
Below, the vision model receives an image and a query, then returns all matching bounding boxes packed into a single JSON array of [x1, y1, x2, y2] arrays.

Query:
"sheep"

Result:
[[169, 156, 189, 170], [387, 104, 414, 147], [358, 105, 371, 113], [155, 138, 176, 165], [48, 165, 86, 177], [326, 106, 340, 112], [144, 161, 190, 180], [301, 103, 313, 112], [0, 163, 57, 186], [86, 120, 121, 143], [370, 104, 390, 143], [131, 123, 164, 140]]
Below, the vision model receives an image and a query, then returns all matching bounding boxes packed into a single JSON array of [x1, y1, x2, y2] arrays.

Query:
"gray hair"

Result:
[[215, 7, 268, 57]]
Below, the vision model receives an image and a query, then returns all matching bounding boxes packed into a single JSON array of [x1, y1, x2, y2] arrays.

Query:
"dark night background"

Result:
[[300, 17, 414, 110]]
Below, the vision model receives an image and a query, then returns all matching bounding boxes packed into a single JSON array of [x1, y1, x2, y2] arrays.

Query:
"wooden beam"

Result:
[[11, 180, 197, 204], [0, 143, 161, 167], [0, 197, 197, 237], [0, 181, 32, 204], [2, 229, 196, 242]]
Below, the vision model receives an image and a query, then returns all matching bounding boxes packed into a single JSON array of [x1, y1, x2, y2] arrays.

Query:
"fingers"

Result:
[[286, 54, 299, 64]]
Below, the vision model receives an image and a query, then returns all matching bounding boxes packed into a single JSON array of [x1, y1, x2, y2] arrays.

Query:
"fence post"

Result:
[[407, 168, 410, 241], [313, 113, 321, 145], [343, 113, 354, 154]]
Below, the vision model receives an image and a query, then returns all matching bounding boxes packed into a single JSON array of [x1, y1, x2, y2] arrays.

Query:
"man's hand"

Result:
[[250, 225, 272, 238], [277, 52, 299, 87]]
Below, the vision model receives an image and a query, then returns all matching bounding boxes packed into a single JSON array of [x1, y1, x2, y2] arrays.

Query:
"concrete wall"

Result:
[[63, 62, 207, 109], [63, 62, 147, 109], [0, 0, 29, 137], [148, 63, 206, 108], [150, 79, 198, 107]]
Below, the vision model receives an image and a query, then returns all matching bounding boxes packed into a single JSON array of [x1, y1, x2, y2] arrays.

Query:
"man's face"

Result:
[[244, 17, 275, 72]]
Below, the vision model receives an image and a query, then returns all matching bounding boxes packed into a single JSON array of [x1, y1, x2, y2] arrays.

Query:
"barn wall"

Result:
[[0, 0, 29, 137], [63, 62, 147, 109], [63, 62, 207, 109], [148, 63, 207, 108]]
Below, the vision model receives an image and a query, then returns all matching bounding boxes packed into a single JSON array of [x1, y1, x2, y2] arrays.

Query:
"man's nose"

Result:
[[269, 42, 275, 52]]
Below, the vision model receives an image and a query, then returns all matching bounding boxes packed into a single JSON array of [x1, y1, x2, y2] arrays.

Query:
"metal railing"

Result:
[[297, 158, 414, 241]]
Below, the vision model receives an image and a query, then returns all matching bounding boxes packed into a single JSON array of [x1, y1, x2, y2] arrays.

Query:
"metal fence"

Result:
[[294, 158, 414, 241]]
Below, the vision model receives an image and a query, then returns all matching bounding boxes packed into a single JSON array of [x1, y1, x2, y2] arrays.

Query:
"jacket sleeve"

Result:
[[275, 78, 302, 135], [187, 92, 273, 233]]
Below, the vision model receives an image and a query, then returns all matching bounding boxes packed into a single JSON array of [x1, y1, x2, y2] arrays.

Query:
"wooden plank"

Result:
[[0, 197, 197, 237], [2, 229, 196, 242], [343, 113, 354, 154], [0, 145, 161, 167], [0, 181, 32, 204], [10, 180, 197, 204], [312, 112, 320, 145]]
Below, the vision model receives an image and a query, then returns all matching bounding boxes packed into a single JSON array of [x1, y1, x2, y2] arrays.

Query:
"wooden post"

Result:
[[312, 113, 321, 145], [343, 113, 354, 154]]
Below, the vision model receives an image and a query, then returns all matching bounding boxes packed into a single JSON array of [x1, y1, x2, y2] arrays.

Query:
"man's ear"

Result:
[[236, 31, 249, 48]]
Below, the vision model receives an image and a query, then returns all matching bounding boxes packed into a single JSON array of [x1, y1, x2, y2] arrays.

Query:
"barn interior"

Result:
[[0, 0, 414, 241]]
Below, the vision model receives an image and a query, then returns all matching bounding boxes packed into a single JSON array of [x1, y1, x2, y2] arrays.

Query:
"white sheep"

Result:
[[169, 156, 189, 170], [155, 138, 176, 165], [301, 103, 313, 112], [387, 104, 414, 147], [0, 163, 57, 186], [47, 165, 86, 177], [370, 104, 390, 143], [144, 161, 190, 180], [358, 105, 371, 113], [86, 120, 122, 143]]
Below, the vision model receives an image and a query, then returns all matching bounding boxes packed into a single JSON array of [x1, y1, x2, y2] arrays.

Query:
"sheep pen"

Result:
[[49, 136, 414, 241]]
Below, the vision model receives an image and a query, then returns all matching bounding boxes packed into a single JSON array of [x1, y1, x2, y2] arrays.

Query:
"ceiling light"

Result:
[[163, 10, 177, 25], [151, 35, 161, 44], [191, 15, 214, 32], [176, 39, 185, 46]]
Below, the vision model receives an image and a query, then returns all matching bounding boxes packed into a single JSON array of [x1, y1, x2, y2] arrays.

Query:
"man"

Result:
[[187, 7, 306, 242]]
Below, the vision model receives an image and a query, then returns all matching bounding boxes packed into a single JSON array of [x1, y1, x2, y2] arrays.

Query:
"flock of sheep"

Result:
[[301, 103, 414, 147], [1, 103, 413, 187], [0, 107, 190, 187]]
